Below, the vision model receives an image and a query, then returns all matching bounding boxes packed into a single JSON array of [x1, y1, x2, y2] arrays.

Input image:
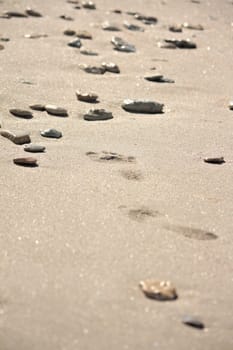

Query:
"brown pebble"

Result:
[[29, 104, 46, 111], [64, 29, 76, 36], [9, 109, 33, 119], [76, 91, 98, 103], [139, 279, 178, 301], [76, 30, 92, 39], [13, 157, 38, 166], [204, 157, 225, 164]]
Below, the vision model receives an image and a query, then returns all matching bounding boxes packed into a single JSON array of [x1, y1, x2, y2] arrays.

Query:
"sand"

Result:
[[0, 0, 233, 349]]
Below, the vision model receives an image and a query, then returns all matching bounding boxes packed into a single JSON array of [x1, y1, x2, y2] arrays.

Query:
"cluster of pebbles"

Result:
[[0, 0, 229, 332]]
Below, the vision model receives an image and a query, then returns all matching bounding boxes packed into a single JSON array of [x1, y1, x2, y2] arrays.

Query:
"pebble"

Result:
[[122, 99, 164, 114], [112, 9, 122, 14], [169, 24, 183, 32], [45, 105, 68, 117], [0, 37, 10, 42], [83, 109, 113, 121], [24, 144, 45, 153], [68, 37, 82, 48], [76, 91, 98, 103], [40, 128, 62, 138], [139, 280, 178, 301], [9, 109, 33, 119], [67, 0, 80, 3], [60, 15, 74, 21], [76, 30, 92, 39], [123, 21, 144, 31], [101, 62, 120, 73], [164, 39, 197, 49], [13, 157, 38, 167], [144, 75, 174, 83], [4, 11, 28, 18], [158, 41, 177, 49], [29, 104, 46, 111], [204, 156, 225, 164], [79, 64, 105, 74], [80, 47, 98, 55], [182, 316, 205, 329], [0, 44, 4, 50], [64, 29, 76, 36], [111, 36, 136, 53], [183, 22, 204, 30], [134, 13, 157, 25], [228, 101, 233, 110], [102, 21, 121, 31], [25, 8, 42, 17], [0, 130, 31, 144], [24, 33, 48, 39], [82, 1, 96, 9]]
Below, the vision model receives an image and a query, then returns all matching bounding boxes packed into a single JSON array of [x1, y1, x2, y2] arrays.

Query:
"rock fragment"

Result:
[[101, 62, 120, 73], [183, 22, 204, 30], [29, 104, 46, 111], [134, 13, 157, 25], [182, 316, 205, 329], [111, 36, 136, 52], [83, 109, 113, 121], [122, 99, 164, 114], [112, 9, 122, 14], [169, 24, 183, 32], [144, 75, 174, 83], [24, 144, 46, 153], [60, 15, 74, 21], [76, 91, 98, 103], [25, 8, 42, 17], [139, 280, 178, 301], [0, 130, 31, 144], [4, 11, 28, 18], [64, 29, 76, 36], [9, 109, 33, 119], [76, 30, 92, 39], [82, 1, 96, 9], [13, 157, 38, 167], [24, 33, 48, 39], [102, 21, 121, 31], [68, 37, 82, 48], [204, 157, 225, 164], [80, 47, 98, 55], [79, 64, 105, 74], [123, 21, 144, 31], [40, 128, 62, 138], [45, 105, 68, 117], [0, 44, 4, 50], [164, 39, 197, 49]]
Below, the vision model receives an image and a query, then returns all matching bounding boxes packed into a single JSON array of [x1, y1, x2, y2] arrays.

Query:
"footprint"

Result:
[[163, 224, 218, 240], [122, 206, 162, 222], [120, 169, 143, 181], [86, 151, 135, 163]]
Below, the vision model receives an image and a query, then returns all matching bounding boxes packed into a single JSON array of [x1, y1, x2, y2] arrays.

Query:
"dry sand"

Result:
[[0, 0, 233, 349]]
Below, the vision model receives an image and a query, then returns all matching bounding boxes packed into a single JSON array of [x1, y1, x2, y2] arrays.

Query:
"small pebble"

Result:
[[29, 104, 46, 111], [40, 128, 62, 138], [102, 21, 121, 31], [24, 144, 45, 153], [79, 64, 105, 74], [4, 11, 28, 18], [0, 130, 31, 144], [182, 315, 205, 329], [139, 280, 178, 301], [123, 21, 144, 31], [101, 62, 120, 73], [13, 157, 37, 167], [45, 105, 68, 117], [183, 22, 204, 30], [83, 109, 113, 121], [164, 39, 197, 49], [144, 75, 174, 83], [9, 109, 33, 119], [76, 30, 92, 39], [0, 37, 10, 42], [112, 9, 122, 14], [204, 157, 225, 164], [0, 44, 4, 50], [82, 1, 96, 9], [68, 37, 82, 48], [169, 24, 183, 32], [80, 47, 98, 55], [25, 7, 42, 17], [60, 15, 74, 21], [64, 29, 76, 36], [122, 99, 164, 114], [76, 91, 98, 103], [111, 36, 136, 52], [24, 33, 47, 39], [134, 13, 157, 25]]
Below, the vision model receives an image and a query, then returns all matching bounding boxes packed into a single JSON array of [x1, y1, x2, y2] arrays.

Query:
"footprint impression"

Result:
[[86, 151, 135, 163], [163, 224, 218, 241]]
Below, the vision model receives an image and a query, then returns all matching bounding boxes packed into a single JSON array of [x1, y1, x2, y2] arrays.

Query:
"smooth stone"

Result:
[[144, 75, 175, 83], [25, 8, 42, 17], [4, 11, 28, 18], [64, 29, 76, 36], [122, 99, 164, 114], [0, 130, 31, 144], [123, 21, 144, 31], [111, 36, 136, 52], [82, 1, 96, 9], [158, 41, 177, 49], [76, 30, 92, 39], [112, 9, 122, 14], [204, 157, 225, 164], [9, 109, 33, 119], [76, 91, 98, 103], [24, 144, 45, 153], [165, 39, 197, 49], [40, 128, 62, 138], [60, 15, 74, 21], [24, 33, 47, 39], [102, 21, 121, 31], [83, 109, 113, 121], [0, 37, 10, 42], [13, 157, 37, 166], [68, 37, 82, 48], [183, 22, 204, 30], [80, 47, 98, 55], [101, 62, 120, 73], [169, 24, 183, 32], [79, 64, 105, 74], [229, 101, 233, 110], [45, 105, 68, 117], [182, 316, 205, 329], [134, 13, 157, 25], [139, 280, 178, 301], [29, 104, 46, 111]]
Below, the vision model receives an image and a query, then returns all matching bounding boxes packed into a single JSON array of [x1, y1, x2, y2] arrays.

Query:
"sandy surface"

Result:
[[0, 0, 233, 349]]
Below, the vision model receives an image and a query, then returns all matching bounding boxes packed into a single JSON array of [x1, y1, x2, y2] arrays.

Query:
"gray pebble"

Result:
[[80, 47, 98, 56], [101, 62, 120, 73], [25, 7, 42, 17], [68, 37, 82, 48], [182, 315, 205, 329], [229, 101, 233, 110], [84, 109, 113, 121], [79, 64, 105, 74], [111, 36, 136, 53], [82, 1, 96, 9], [102, 21, 121, 31], [40, 128, 62, 138], [123, 21, 144, 31], [24, 144, 46, 153], [144, 75, 175, 83], [76, 91, 98, 103], [164, 39, 197, 49], [45, 105, 68, 117], [122, 99, 164, 114], [9, 109, 33, 119]]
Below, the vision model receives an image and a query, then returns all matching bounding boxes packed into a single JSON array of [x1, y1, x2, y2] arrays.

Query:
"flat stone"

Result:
[[229, 101, 233, 110], [182, 316, 205, 329], [9, 109, 33, 119], [82, 1, 96, 9], [25, 8, 42, 17], [158, 41, 177, 49], [122, 99, 164, 114], [68, 37, 82, 48], [80, 47, 98, 56], [76, 30, 92, 39], [139, 280, 178, 301], [112, 9, 122, 14], [64, 29, 76, 36], [164, 39, 197, 49], [45, 105, 68, 117], [111, 36, 136, 52], [60, 15, 74, 21], [76, 91, 98, 103], [4, 11, 28, 18], [24, 33, 47, 39], [83, 109, 113, 121], [24, 144, 45, 153], [144, 75, 174, 83], [101, 62, 120, 73], [79, 64, 105, 74], [13, 157, 37, 166], [123, 21, 144, 31], [182, 22, 204, 30], [134, 13, 157, 25], [204, 157, 225, 164], [102, 21, 121, 31], [29, 104, 46, 111], [0, 130, 31, 144], [169, 24, 183, 32], [40, 128, 62, 138]]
